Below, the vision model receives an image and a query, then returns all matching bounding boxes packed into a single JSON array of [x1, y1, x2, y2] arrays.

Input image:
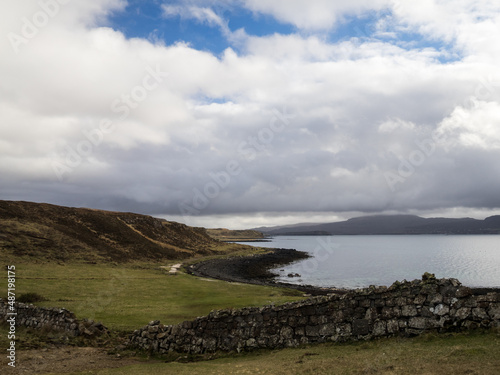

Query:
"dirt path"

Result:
[[0, 346, 149, 374]]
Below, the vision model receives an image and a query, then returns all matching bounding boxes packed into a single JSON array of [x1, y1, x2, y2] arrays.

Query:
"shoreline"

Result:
[[187, 248, 347, 296], [186, 249, 500, 296]]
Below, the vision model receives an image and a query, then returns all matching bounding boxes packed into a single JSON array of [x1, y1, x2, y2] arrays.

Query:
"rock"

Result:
[[472, 307, 488, 320], [372, 321, 386, 336], [487, 303, 500, 320], [352, 319, 370, 336], [319, 323, 336, 336], [422, 272, 436, 281], [432, 304, 450, 316], [401, 305, 418, 317], [455, 307, 471, 320]]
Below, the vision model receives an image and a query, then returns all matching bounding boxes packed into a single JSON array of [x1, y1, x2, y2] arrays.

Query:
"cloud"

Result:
[[1, 0, 500, 228], [162, 4, 227, 29], [391, 0, 500, 56], [161, 3, 248, 45], [438, 100, 500, 150], [242, 0, 392, 30]]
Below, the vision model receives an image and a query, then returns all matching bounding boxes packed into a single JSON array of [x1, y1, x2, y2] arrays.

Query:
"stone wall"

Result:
[[0, 298, 108, 337], [129, 276, 500, 354]]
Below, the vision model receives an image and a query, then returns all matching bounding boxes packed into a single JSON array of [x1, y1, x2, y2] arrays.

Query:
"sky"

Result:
[[1, 0, 500, 229]]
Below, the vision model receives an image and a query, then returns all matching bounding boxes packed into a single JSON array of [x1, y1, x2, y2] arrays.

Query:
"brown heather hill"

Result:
[[0, 200, 224, 263]]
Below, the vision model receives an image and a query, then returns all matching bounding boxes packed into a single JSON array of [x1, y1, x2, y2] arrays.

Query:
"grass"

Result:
[[0, 260, 305, 331], [59, 330, 500, 375], [1, 252, 499, 374]]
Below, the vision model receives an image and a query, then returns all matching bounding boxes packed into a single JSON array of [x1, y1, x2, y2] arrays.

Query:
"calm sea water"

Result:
[[238, 235, 500, 289]]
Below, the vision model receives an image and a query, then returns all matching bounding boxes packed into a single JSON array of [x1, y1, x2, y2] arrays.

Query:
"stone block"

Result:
[[385, 298, 396, 307], [373, 321, 386, 336], [288, 316, 298, 327], [246, 338, 257, 348], [354, 307, 366, 319], [352, 319, 369, 335], [319, 323, 336, 336], [298, 316, 308, 325], [365, 308, 377, 321], [455, 307, 471, 320], [359, 299, 371, 308], [294, 327, 305, 336], [472, 307, 488, 320], [487, 303, 500, 320], [401, 305, 418, 317], [432, 304, 450, 316], [456, 287, 472, 298], [157, 332, 168, 339], [427, 294, 443, 305], [387, 319, 399, 334], [395, 297, 407, 306], [414, 294, 426, 305], [280, 326, 294, 339], [381, 307, 394, 319], [336, 323, 352, 337], [409, 317, 429, 330], [305, 325, 320, 337]]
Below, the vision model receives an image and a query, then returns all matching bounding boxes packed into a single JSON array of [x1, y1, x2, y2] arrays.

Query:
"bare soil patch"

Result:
[[0, 346, 149, 374]]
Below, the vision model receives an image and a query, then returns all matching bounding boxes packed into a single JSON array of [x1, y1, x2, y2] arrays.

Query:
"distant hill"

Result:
[[257, 214, 500, 235], [0, 200, 224, 262], [206, 228, 266, 242]]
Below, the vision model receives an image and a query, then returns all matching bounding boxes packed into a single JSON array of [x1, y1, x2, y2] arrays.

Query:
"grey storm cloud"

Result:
[[1, 0, 500, 228]]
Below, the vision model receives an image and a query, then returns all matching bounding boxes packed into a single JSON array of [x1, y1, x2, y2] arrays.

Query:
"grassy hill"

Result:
[[0, 200, 232, 263], [0, 200, 305, 334], [206, 228, 266, 242]]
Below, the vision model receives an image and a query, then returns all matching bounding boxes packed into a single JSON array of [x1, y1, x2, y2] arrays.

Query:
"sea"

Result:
[[238, 235, 500, 289]]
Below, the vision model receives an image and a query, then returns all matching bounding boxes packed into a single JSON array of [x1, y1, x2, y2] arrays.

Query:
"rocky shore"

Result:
[[187, 248, 346, 296]]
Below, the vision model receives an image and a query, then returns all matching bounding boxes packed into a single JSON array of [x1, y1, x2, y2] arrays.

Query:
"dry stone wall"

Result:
[[129, 276, 500, 354], [0, 298, 108, 337]]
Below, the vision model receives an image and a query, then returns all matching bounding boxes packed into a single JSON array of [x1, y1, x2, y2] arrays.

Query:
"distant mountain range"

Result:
[[255, 215, 500, 235]]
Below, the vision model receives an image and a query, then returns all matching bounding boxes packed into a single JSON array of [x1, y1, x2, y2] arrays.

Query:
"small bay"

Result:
[[239, 235, 500, 289]]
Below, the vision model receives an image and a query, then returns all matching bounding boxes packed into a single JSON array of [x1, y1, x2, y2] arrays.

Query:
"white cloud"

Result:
[[161, 3, 248, 45], [2, 0, 500, 227], [242, 0, 392, 30], [162, 5, 226, 29], [392, 0, 500, 57], [438, 101, 500, 150]]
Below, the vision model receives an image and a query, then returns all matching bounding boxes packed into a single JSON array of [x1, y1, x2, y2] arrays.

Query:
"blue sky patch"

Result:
[[105, 2, 462, 63]]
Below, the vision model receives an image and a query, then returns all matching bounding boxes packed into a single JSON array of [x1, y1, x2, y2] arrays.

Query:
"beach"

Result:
[[187, 248, 346, 296]]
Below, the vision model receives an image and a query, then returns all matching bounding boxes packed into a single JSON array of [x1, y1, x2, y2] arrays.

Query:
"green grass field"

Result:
[[61, 331, 500, 375], [0, 261, 304, 331], [1, 259, 499, 374]]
